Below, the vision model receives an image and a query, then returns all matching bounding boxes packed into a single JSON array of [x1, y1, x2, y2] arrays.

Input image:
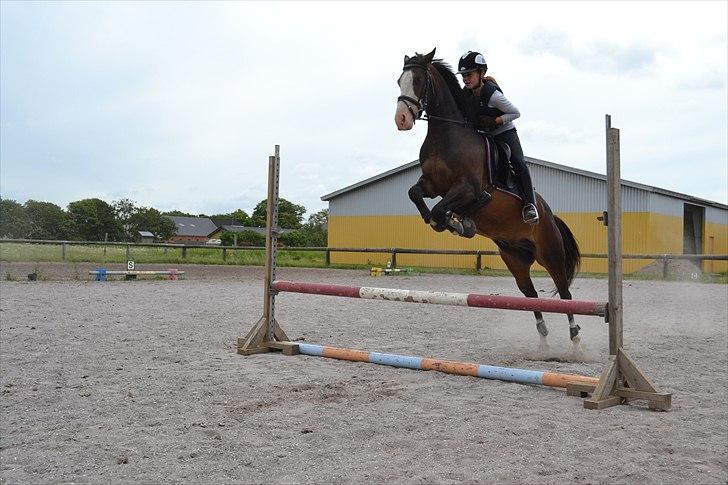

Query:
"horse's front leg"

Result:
[[409, 179, 447, 232], [430, 179, 479, 237], [408, 182, 431, 223]]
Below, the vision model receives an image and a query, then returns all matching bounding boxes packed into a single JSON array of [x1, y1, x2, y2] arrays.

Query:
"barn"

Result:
[[322, 156, 728, 274]]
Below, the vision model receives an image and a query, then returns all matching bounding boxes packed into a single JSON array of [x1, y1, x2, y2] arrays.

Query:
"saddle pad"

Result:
[[483, 134, 524, 201]]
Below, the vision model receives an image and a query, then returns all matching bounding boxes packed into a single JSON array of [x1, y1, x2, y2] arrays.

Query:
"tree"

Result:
[[210, 209, 251, 226], [113, 198, 137, 241], [24, 200, 77, 240], [250, 198, 306, 229], [305, 209, 328, 231], [67, 198, 121, 241], [128, 207, 177, 241], [301, 209, 328, 247], [163, 210, 197, 217], [220, 230, 265, 246], [0, 198, 29, 238]]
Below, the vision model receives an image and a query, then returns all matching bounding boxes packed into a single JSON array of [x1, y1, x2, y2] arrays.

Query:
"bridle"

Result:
[[397, 62, 430, 121], [397, 62, 470, 127]]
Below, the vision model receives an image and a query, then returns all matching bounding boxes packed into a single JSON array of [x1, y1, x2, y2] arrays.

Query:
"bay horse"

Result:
[[394, 48, 583, 349]]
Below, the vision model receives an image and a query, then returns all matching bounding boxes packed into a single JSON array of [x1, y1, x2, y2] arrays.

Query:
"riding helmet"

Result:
[[457, 51, 487, 74]]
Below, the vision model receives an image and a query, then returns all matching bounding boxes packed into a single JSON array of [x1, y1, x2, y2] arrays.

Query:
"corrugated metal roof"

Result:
[[218, 225, 296, 235], [211, 217, 246, 227], [321, 157, 727, 210], [166, 216, 218, 237], [138, 231, 155, 237]]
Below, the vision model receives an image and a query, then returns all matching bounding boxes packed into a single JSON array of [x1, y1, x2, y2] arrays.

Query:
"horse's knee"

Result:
[[408, 184, 423, 202], [431, 204, 447, 223]]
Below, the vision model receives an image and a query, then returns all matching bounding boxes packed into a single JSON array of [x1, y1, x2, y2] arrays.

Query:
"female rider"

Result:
[[457, 51, 539, 224]]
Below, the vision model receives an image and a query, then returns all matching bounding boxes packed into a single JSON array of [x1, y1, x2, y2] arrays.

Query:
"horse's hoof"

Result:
[[569, 325, 581, 341], [446, 218, 464, 235], [429, 220, 447, 232], [536, 320, 549, 337], [460, 218, 477, 238]]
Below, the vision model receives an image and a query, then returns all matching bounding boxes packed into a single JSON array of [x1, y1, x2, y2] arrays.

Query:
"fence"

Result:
[[1, 238, 726, 278]]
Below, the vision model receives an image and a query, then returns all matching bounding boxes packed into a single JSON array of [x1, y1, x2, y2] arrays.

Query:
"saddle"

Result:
[[486, 136, 521, 197], [458, 134, 523, 217]]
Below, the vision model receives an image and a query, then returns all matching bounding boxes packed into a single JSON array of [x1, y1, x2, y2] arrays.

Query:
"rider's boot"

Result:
[[519, 170, 539, 225]]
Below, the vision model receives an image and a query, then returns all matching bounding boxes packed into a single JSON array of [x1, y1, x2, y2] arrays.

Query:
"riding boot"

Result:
[[518, 169, 539, 224]]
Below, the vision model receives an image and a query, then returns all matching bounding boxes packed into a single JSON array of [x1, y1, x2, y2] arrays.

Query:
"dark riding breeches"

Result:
[[494, 128, 536, 206]]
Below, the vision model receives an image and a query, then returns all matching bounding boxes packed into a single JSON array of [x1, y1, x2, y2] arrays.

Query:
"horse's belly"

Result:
[[471, 192, 528, 239]]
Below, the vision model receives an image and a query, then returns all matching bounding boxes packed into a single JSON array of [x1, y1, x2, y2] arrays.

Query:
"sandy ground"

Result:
[[0, 262, 726, 484]]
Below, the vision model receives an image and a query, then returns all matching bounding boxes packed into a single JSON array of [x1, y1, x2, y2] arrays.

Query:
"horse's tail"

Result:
[[554, 215, 581, 288]]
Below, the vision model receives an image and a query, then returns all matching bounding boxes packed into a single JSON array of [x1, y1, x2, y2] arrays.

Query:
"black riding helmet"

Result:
[[457, 51, 487, 74]]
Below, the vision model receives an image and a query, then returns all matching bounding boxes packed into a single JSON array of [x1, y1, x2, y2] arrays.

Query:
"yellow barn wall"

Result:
[[705, 222, 728, 273], [327, 211, 724, 274]]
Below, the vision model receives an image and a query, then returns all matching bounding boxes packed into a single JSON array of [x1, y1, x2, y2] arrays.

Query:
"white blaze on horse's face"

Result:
[[395, 70, 418, 131]]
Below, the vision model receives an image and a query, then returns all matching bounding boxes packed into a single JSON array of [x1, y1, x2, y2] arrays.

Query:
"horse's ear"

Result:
[[422, 48, 436, 64], [404, 55, 410, 64]]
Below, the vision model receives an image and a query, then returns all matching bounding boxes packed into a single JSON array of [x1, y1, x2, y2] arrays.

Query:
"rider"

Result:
[[457, 51, 539, 225]]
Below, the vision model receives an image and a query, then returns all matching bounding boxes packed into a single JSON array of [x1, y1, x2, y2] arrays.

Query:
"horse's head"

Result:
[[395, 48, 436, 131]]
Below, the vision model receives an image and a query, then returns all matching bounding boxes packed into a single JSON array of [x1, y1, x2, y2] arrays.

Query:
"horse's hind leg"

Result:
[[497, 244, 549, 349], [537, 250, 582, 348]]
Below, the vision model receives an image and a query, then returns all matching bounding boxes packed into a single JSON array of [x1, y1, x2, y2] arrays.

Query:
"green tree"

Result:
[[250, 198, 306, 229], [163, 210, 197, 217], [129, 207, 177, 241], [24, 200, 77, 240], [113, 198, 137, 241], [220, 229, 265, 246], [300, 208, 328, 247], [0, 198, 29, 238], [210, 209, 251, 226], [67, 198, 121, 241], [304, 209, 328, 230]]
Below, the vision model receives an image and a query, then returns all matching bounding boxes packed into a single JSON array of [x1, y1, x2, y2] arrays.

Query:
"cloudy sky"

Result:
[[1, 1, 726, 218]]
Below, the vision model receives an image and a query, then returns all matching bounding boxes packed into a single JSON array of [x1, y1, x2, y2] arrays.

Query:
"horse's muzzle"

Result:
[[395, 103, 414, 131]]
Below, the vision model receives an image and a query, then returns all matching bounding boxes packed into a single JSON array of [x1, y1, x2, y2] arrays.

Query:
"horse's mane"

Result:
[[409, 53, 466, 115], [431, 59, 466, 114]]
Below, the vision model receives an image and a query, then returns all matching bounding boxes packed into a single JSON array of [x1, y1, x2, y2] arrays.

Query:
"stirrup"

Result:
[[522, 204, 539, 224]]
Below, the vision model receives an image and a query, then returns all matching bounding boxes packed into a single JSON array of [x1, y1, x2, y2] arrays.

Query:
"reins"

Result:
[[397, 62, 471, 127]]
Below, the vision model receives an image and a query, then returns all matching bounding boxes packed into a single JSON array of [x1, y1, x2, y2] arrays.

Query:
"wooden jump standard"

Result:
[[238, 117, 672, 411]]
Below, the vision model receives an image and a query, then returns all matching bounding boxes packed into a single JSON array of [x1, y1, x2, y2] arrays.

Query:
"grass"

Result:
[[0, 242, 326, 268], [1, 242, 725, 282]]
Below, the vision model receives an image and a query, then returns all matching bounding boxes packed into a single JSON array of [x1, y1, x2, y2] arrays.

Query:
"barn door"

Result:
[[683, 203, 705, 254]]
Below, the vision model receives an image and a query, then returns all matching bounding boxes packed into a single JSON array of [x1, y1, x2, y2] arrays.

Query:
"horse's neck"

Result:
[[425, 69, 464, 121]]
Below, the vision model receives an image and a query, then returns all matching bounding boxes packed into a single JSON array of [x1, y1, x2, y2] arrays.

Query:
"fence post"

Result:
[[325, 249, 331, 267], [662, 256, 669, 279], [182, 247, 187, 260], [62, 243, 67, 260], [476, 251, 482, 273], [126, 245, 131, 260], [223, 248, 227, 262], [391, 250, 397, 268]]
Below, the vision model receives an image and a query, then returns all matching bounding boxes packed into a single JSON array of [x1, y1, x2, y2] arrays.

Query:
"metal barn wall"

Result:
[[326, 159, 728, 274], [705, 207, 728, 272], [327, 165, 421, 217]]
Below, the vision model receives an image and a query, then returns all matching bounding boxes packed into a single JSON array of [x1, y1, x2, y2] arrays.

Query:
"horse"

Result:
[[394, 48, 583, 349]]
